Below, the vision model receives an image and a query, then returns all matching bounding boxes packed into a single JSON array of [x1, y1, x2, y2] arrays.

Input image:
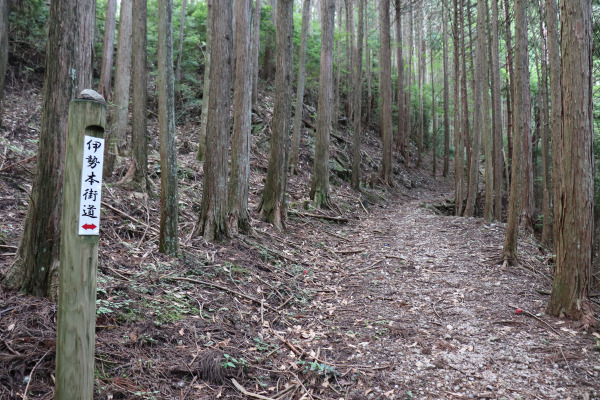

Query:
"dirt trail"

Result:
[[289, 190, 600, 400]]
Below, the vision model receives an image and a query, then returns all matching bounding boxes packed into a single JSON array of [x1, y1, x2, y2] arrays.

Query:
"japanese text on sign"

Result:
[[78, 136, 104, 235]]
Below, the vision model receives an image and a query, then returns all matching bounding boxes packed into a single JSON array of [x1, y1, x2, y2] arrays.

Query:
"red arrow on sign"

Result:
[[82, 223, 97, 230]]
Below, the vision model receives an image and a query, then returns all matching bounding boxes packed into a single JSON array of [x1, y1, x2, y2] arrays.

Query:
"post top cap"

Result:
[[78, 89, 106, 104]]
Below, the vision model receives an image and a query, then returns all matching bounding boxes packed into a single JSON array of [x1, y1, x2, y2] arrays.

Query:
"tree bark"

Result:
[[107, 0, 133, 166], [2, 0, 95, 300], [464, 0, 483, 218], [453, 0, 463, 216], [503, 0, 514, 176], [518, 2, 534, 232], [252, 0, 262, 106], [442, 0, 450, 178], [98, 0, 117, 100], [0, 0, 9, 126], [545, 0, 561, 249], [228, 0, 253, 234], [119, 0, 150, 193], [431, 39, 436, 177], [490, 0, 503, 221], [547, 0, 595, 325], [289, 0, 312, 174], [175, 0, 187, 82], [539, 1, 550, 246], [197, 0, 212, 161], [351, 0, 363, 191], [395, 0, 405, 159], [481, 0, 493, 222], [196, 0, 233, 240], [378, 0, 393, 185], [310, 0, 335, 207], [333, 0, 342, 127], [157, 0, 179, 254], [502, 0, 527, 265], [259, 0, 294, 228]]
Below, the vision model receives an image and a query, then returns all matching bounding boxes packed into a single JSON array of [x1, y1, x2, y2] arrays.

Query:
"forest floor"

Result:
[[1, 85, 600, 400]]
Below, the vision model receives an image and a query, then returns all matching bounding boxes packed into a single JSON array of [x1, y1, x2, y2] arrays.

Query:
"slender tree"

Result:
[[195, 0, 233, 240], [289, 0, 312, 174], [108, 0, 132, 161], [519, 2, 534, 232], [0, 0, 9, 126], [547, 0, 595, 325], [416, 4, 424, 169], [98, 0, 117, 100], [395, 0, 405, 158], [252, 0, 262, 106], [259, 0, 294, 228], [453, 0, 463, 216], [442, 0, 450, 178], [539, 1, 550, 245], [120, 0, 150, 192], [197, 0, 212, 161], [2, 0, 95, 299], [490, 0, 503, 220], [546, 0, 561, 247], [502, 0, 527, 265], [175, 0, 187, 82], [405, 2, 413, 162], [311, 0, 335, 206], [379, 0, 393, 184], [228, 0, 253, 234], [481, 0, 493, 222], [157, 0, 178, 254], [351, 0, 363, 191], [431, 37, 436, 177], [333, 0, 342, 126]]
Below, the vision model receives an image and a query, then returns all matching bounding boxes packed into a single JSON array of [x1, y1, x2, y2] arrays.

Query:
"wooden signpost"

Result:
[[55, 90, 106, 400]]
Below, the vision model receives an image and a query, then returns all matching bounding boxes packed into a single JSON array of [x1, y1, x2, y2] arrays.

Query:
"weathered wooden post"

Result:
[[55, 90, 106, 400]]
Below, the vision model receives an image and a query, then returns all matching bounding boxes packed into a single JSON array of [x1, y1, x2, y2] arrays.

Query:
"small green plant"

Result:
[[222, 354, 249, 370], [296, 360, 339, 377]]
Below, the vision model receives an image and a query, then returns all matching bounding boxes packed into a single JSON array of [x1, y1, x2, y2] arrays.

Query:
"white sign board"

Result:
[[78, 136, 104, 236]]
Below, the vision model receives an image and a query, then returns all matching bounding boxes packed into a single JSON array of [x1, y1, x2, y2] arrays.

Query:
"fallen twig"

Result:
[[289, 210, 349, 223], [101, 201, 160, 234], [271, 329, 303, 357], [23, 347, 52, 400], [507, 304, 563, 337], [231, 378, 277, 400], [0, 155, 36, 173], [165, 276, 277, 311]]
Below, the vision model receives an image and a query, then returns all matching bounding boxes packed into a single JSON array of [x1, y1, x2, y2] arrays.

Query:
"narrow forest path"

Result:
[[282, 187, 600, 400]]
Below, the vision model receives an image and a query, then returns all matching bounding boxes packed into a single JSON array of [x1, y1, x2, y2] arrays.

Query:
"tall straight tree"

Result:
[[251, 0, 262, 106], [289, 0, 312, 174], [453, 0, 464, 216], [311, 0, 335, 206], [379, 0, 393, 184], [259, 0, 294, 228], [490, 0, 503, 220], [106, 0, 133, 171], [441, 0, 450, 178], [196, 0, 233, 240], [120, 0, 150, 192], [464, 0, 483, 218], [395, 0, 405, 158], [405, 2, 413, 162], [2, 0, 95, 299], [502, 0, 527, 265], [481, 0, 492, 222], [519, 2, 534, 232], [197, 0, 212, 161], [333, 0, 342, 126], [98, 0, 117, 100], [0, 0, 9, 126], [547, 0, 595, 325], [538, 1, 550, 245], [175, 0, 187, 82], [228, 0, 253, 234], [546, 0, 561, 247], [351, 0, 363, 191], [416, 4, 424, 169], [157, 0, 178, 254]]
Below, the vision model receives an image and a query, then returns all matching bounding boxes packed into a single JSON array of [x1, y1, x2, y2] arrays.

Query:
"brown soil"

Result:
[[1, 87, 599, 400]]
